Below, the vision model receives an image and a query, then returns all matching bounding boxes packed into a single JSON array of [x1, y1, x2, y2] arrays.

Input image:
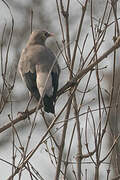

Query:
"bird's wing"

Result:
[[18, 45, 45, 76], [51, 63, 60, 101], [23, 71, 40, 100], [18, 47, 40, 100]]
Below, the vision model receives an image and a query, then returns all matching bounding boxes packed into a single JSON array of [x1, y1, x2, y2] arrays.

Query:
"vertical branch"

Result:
[[73, 95, 82, 180], [110, 0, 120, 175], [0, 0, 14, 113], [55, 99, 72, 180], [90, 1, 101, 179], [56, 0, 68, 64], [111, 0, 119, 36], [2, 0, 14, 77], [71, 0, 88, 71], [9, 95, 16, 177], [64, 122, 76, 179], [0, 23, 6, 111], [60, 0, 71, 61], [30, 8, 33, 33], [0, 23, 6, 77]]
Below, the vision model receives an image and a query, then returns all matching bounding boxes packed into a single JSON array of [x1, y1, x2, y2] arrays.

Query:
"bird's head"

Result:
[[28, 30, 54, 45]]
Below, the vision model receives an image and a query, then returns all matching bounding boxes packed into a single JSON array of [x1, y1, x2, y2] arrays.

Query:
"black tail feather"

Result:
[[43, 95, 55, 114]]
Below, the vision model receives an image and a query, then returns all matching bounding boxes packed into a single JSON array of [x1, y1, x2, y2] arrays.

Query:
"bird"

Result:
[[18, 30, 60, 114]]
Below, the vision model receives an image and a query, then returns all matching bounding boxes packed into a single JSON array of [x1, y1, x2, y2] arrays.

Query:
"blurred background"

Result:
[[0, 0, 120, 179]]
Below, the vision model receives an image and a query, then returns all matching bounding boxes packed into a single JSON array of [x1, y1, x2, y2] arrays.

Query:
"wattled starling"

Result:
[[18, 30, 60, 114]]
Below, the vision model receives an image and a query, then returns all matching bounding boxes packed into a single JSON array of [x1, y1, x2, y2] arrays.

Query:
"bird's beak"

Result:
[[48, 32, 54, 37]]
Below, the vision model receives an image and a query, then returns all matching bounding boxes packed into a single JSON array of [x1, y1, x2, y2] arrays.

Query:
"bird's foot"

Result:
[[17, 111, 26, 117], [17, 109, 30, 121]]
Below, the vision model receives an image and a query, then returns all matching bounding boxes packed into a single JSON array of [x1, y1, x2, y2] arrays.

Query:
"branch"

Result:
[[0, 37, 120, 134]]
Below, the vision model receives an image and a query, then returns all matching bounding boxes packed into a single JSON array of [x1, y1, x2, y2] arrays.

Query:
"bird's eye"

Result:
[[44, 32, 49, 37]]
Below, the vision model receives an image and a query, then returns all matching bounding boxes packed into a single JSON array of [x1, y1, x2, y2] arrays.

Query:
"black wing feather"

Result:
[[51, 64, 60, 101], [51, 71, 59, 102], [23, 71, 40, 100]]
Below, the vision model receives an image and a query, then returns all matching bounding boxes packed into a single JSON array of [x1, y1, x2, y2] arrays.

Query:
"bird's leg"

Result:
[[23, 95, 33, 123], [17, 95, 33, 119], [24, 94, 33, 113]]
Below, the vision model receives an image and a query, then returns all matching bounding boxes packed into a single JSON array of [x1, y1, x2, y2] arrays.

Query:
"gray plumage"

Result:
[[18, 30, 60, 114]]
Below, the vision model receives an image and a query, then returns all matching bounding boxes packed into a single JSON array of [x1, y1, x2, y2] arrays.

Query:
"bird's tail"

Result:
[[43, 95, 55, 114]]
